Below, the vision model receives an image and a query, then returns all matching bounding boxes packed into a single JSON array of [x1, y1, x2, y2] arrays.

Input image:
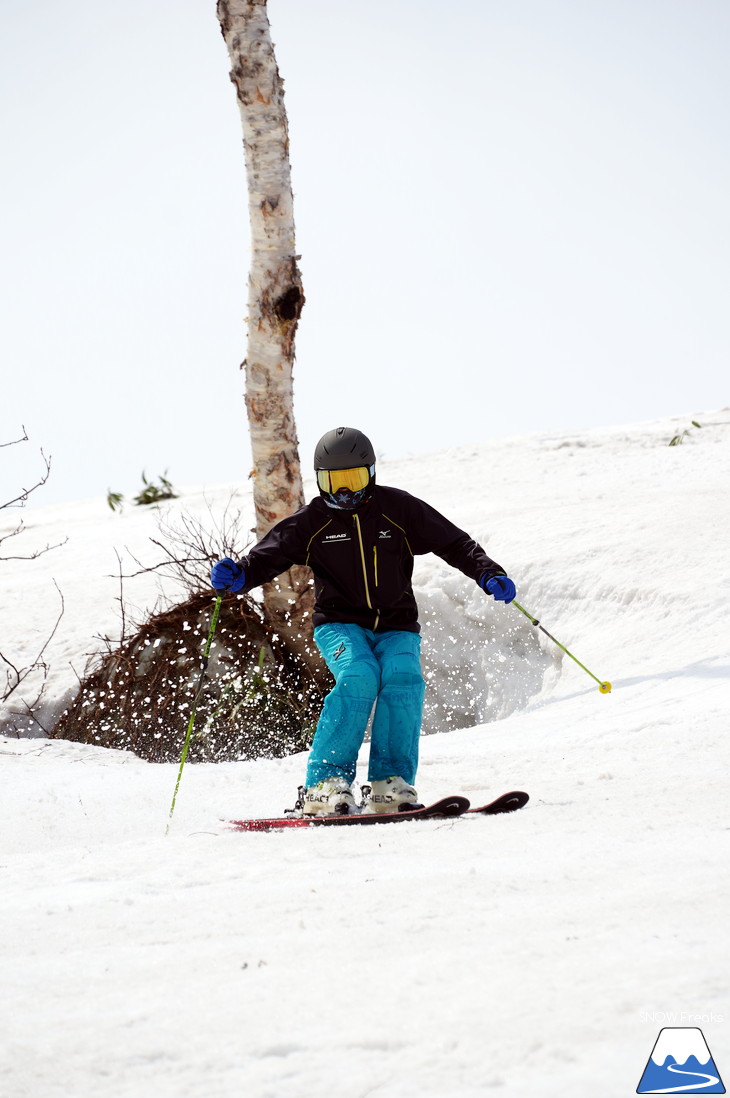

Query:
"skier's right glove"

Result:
[[210, 558, 246, 593]]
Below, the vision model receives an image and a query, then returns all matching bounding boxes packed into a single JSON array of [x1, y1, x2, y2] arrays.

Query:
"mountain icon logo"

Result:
[[637, 1027, 725, 1093]]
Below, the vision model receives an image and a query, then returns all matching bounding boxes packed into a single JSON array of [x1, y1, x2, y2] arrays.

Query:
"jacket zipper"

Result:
[[373, 545, 378, 587], [353, 513, 380, 630]]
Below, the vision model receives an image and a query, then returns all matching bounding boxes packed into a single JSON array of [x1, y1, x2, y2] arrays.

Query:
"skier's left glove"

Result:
[[211, 558, 246, 593], [480, 573, 516, 604]]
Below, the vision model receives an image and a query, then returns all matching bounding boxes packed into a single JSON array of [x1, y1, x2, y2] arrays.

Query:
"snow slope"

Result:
[[1, 411, 729, 1098]]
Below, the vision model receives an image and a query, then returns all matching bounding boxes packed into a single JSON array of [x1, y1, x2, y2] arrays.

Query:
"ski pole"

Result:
[[166, 593, 223, 832], [512, 600, 612, 694]]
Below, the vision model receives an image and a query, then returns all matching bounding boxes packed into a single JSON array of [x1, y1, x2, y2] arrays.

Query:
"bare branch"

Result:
[[0, 530, 69, 561], [1, 581, 65, 732], [111, 548, 129, 646], [0, 518, 25, 550], [0, 648, 21, 697], [2, 447, 52, 511], [16, 697, 55, 737], [0, 433, 66, 734], [1, 433, 65, 561], [0, 425, 29, 448], [109, 494, 250, 596]]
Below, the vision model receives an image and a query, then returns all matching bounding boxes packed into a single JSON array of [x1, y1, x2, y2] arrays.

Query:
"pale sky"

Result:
[[2, 0, 728, 507]]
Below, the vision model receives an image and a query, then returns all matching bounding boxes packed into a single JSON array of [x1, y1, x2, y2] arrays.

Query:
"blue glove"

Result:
[[480, 573, 516, 604], [210, 557, 246, 592]]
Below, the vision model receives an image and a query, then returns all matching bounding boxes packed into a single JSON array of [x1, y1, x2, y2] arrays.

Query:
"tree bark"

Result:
[[217, 0, 317, 668]]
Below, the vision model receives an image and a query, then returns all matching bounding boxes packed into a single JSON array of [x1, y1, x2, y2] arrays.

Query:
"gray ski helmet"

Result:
[[314, 427, 376, 510], [313, 427, 376, 471]]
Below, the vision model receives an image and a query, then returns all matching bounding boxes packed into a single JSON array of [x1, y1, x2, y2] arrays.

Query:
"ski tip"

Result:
[[469, 790, 529, 815], [503, 790, 529, 810]]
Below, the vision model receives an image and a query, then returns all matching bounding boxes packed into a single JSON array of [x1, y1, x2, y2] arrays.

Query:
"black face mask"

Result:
[[320, 483, 374, 510]]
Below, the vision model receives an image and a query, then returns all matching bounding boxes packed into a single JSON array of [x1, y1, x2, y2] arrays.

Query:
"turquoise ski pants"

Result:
[[305, 623, 426, 788]]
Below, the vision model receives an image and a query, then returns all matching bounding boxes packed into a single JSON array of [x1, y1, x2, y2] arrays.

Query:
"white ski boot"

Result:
[[301, 778, 357, 817], [361, 776, 421, 814]]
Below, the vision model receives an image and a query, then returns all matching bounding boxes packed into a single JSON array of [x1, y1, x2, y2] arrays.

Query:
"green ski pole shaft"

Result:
[[166, 594, 223, 831], [512, 600, 612, 694]]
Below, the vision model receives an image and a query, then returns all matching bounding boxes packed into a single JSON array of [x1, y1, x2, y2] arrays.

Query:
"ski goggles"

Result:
[[316, 465, 372, 495]]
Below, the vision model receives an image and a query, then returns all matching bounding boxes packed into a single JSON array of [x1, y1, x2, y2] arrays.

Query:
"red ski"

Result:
[[229, 791, 528, 832], [230, 795, 469, 832]]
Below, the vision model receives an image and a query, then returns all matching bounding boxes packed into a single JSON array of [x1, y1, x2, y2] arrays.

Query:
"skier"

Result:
[[210, 427, 516, 816]]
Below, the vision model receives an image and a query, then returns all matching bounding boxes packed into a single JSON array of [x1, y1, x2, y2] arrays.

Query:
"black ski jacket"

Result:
[[238, 485, 505, 634]]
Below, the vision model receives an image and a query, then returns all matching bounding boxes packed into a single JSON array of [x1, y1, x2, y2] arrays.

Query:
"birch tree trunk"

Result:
[[216, 0, 317, 667]]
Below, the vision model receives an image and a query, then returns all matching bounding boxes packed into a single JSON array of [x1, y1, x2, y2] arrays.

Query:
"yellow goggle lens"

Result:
[[317, 466, 370, 494]]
